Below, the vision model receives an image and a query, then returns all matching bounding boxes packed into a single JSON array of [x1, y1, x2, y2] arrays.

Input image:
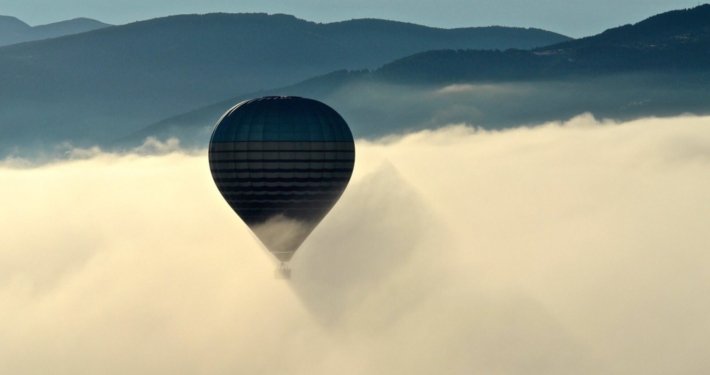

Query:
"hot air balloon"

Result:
[[208, 96, 355, 278]]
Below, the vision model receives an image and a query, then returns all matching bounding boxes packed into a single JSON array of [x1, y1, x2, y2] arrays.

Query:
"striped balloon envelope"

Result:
[[208, 96, 355, 273]]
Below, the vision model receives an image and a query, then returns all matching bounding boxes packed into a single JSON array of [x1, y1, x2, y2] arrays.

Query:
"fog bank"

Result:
[[1, 114, 710, 374]]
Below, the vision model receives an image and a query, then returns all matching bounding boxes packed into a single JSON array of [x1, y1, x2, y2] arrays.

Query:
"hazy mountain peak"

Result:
[[136, 12, 309, 25], [0, 15, 110, 46], [40, 17, 109, 27], [0, 15, 32, 46], [0, 14, 30, 27], [0, 15, 30, 35]]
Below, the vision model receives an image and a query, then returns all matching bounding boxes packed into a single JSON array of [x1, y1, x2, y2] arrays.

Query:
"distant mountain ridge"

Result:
[[376, 4, 710, 83], [130, 5, 710, 148], [0, 12, 570, 153], [559, 4, 710, 48], [0, 15, 109, 46]]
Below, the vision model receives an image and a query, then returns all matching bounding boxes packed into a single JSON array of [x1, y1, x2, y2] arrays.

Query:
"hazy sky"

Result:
[[1, 0, 704, 37], [2, 114, 710, 374]]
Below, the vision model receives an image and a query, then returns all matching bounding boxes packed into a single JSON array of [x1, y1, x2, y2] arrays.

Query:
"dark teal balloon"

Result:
[[208, 96, 355, 262]]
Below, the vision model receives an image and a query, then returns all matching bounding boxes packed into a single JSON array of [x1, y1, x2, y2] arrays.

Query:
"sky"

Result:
[[2, 114, 710, 374], [0, 0, 704, 37]]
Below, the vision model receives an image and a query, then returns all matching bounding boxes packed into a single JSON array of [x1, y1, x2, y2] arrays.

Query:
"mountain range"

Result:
[[2, 5, 710, 157], [0, 13, 568, 154], [132, 5, 710, 147], [0, 15, 109, 46], [376, 4, 710, 83]]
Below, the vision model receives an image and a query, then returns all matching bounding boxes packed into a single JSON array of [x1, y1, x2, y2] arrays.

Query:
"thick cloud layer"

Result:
[[1, 114, 710, 374]]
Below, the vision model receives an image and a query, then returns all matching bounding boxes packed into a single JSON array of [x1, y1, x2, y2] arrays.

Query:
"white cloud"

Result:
[[1, 114, 710, 374]]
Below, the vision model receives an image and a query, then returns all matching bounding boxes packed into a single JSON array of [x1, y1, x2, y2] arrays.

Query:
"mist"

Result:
[[134, 72, 710, 151], [2, 114, 710, 374]]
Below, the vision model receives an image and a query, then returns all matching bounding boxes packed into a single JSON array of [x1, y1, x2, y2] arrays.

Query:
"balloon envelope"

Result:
[[208, 96, 355, 262]]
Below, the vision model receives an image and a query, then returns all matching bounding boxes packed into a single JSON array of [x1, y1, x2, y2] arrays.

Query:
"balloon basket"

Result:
[[275, 264, 291, 279]]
